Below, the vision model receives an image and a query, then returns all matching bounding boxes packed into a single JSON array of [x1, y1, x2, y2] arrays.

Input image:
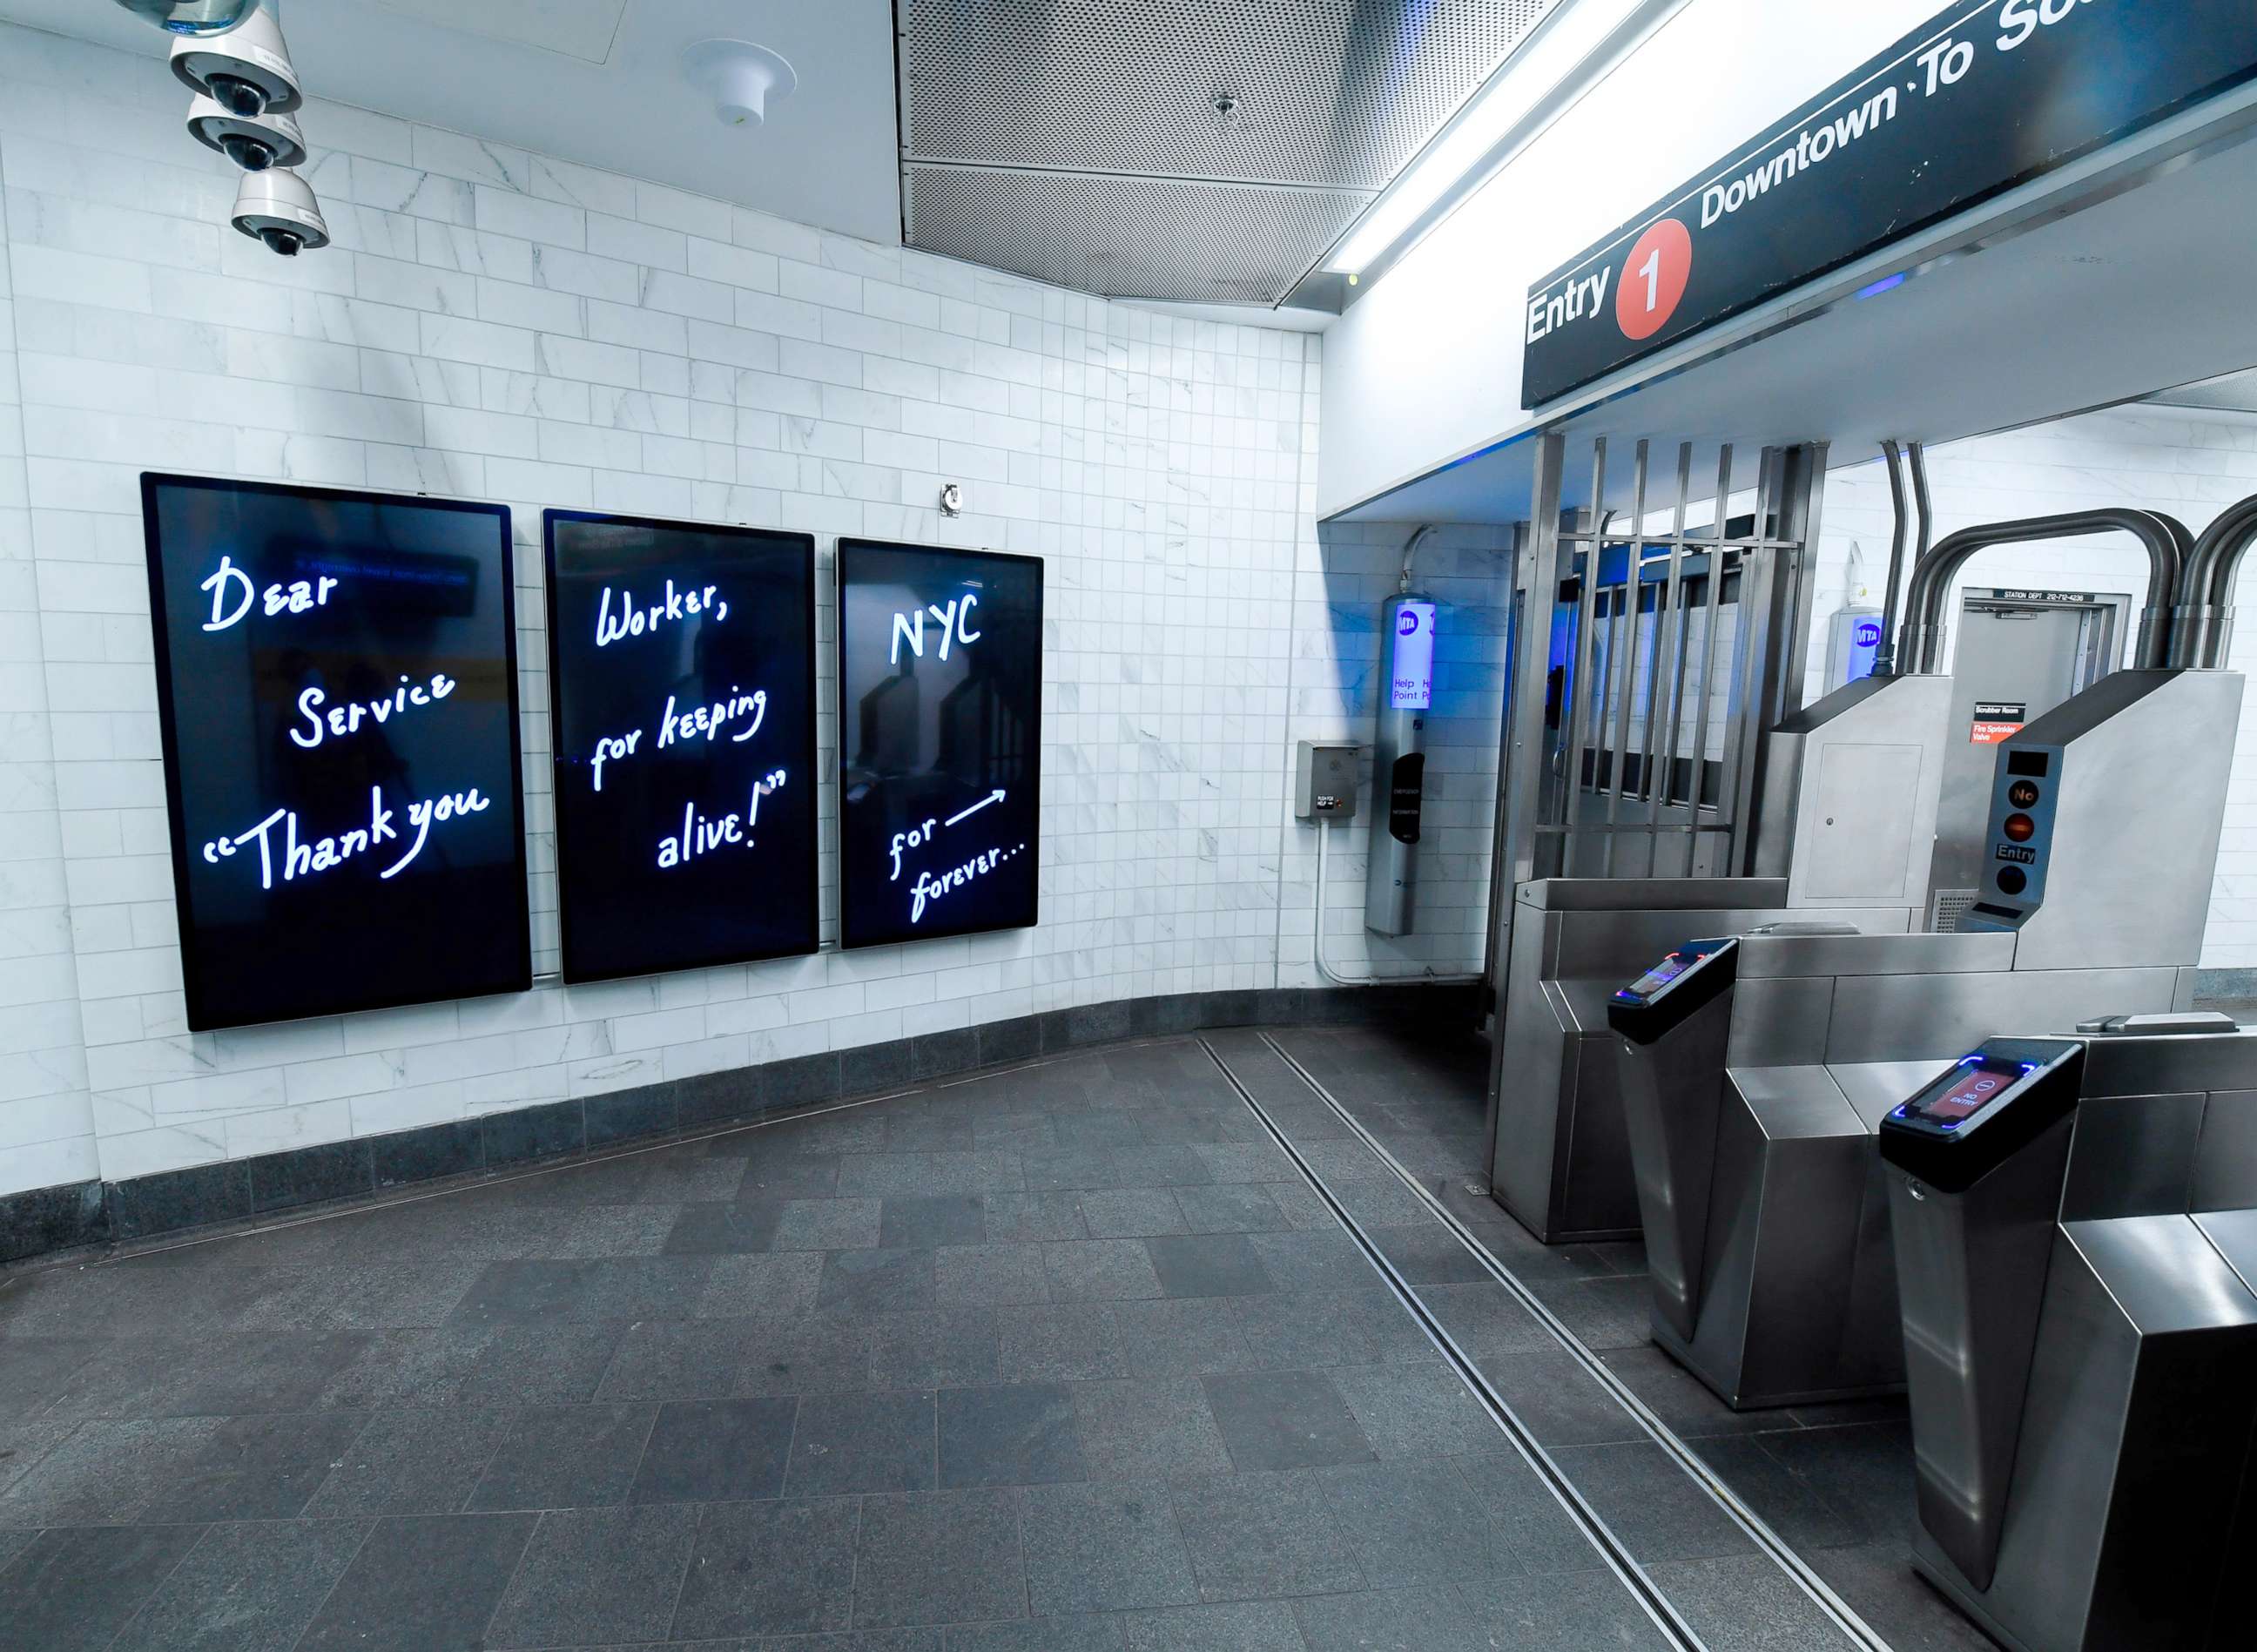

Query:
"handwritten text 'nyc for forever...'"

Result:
[[590, 579, 785, 871], [194, 555, 493, 889]]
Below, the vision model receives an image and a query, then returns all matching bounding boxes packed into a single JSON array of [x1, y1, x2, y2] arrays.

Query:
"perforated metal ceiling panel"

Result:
[[899, 0, 1562, 306]]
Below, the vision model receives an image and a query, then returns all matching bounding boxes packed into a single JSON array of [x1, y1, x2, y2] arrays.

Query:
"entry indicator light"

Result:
[[2003, 813, 2037, 843], [2008, 780, 2041, 809]]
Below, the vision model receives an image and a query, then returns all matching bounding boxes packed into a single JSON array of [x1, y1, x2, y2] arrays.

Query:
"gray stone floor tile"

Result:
[[1415, 1281, 1560, 1359], [0, 1416, 226, 1525], [733, 1153, 844, 1199], [975, 1114, 1060, 1153], [1144, 1234, 1273, 1298], [294, 1512, 537, 1652], [936, 1244, 1051, 1308], [697, 1252, 827, 1319], [939, 1614, 1125, 1649], [1203, 1371, 1375, 1471], [1290, 1141, 1387, 1180], [1052, 1113, 1149, 1150], [1167, 1469, 1364, 1600], [1108, 1299, 1256, 1378], [1463, 1345, 1649, 1448], [1291, 1586, 1490, 1652], [672, 1496, 859, 1639], [597, 1318, 765, 1402], [1361, 1224, 1490, 1285], [1326, 1364, 1508, 1460], [1549, 1440, 1755, 1563], [775, 1198, 884, 1251], [1685, 1435, 1868, 1552], [886, 1111, 977, 1153], [1324, 1180, 1432, 1228], [786, 1390, 937, 1495], [302, 1406, 515, 1516], [467, 1404, 656, 1510], [940, 1382, 1088, 1487], [1170, 1184, 1290, 1234], [1069, 1379, 1233, 1481], [1021, 1149, 1126, 1192], [758, 1633, 937, 1651], [1043, 1240, 1163, 1303], [880, 1195, 988, 1249], [1594, 1345, 1777, 1440], [1642, 1553, 1863, 1650], [630, 1397, 798, 1503], [1109, 1148, 1215, 1189], [0, 1338, 101, 1427], [0, 1526, 211, 1652], [319, 1322, 625, 1411], [839, 1153, 1025, 1199], [1122, 1599, 1306, 1651], [1448, 1453, 1617, 1576], [1529, 1275, 1659, 1352], [738, 1315, 879, 1396], [980, 1190, 1088, 1243], [995, 1304, 1132, 1383], [1794, 1540, 1999, 1651], [1231, 1291, 1435, 1371], [853, 1488, 1025, 1628], [0, 1421, 67, 1500], [819, 1250, 938, 1315], [1317, 1458, 1520, 1586], [868, 1309, 1002, 1389], [484, 1503, 698, 1648], [1021, 1480, 1198, 1615], [1258, 1182, 1337, 1231], [449, 1258, 715, 1325], [105, 1519, 369, 1652], [1454, 1569, 1673, 1651], [1187, 1143, 1295, 1184], [1075, 1189, 1188, 1239], [144, 1412, 371, 1523]]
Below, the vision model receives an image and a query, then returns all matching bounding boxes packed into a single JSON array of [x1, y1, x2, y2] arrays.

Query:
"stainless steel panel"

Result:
[[1734, 929, 2011, 980], [2192, 1090, 2257, 1212], [1488, 914, 1569, 1235], [1775, 672, 1955, 909], [1514, 877, 1790, 914], [2009, 671, 2245, 971], [2193, 1206, 2257, 1291], [1725, 975, 1835, 1067], [1831, 1059, 1964, 1130], [2078, 1030, 2257, 1099], [1802, 740, 1924, 898], [1616, 992, 1734, 1341], [1890, 1113, 2074, 1589], [2058, 1093, 2205, 1223], [1822, 967, 2185, 1064], [1547, 904, 1829, 979]]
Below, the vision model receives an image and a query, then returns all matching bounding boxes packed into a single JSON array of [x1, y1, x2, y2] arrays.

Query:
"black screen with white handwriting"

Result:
[[545, 512, 819, 981], [838, 540, 1042, 947], [142, 474, 529, 1031]]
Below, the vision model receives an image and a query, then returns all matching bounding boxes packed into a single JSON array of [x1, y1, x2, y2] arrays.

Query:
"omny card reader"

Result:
[[1882, 1029, 2257, 1651]]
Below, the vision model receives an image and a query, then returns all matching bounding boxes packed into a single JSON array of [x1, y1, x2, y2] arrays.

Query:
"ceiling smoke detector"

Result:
[[682, 38, 798, 130]]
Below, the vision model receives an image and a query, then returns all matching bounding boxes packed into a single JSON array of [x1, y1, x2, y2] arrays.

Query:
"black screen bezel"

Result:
[[142, 471, 532, 1031], [542, 509, 822, 984], [835, 537, 1045, 950]]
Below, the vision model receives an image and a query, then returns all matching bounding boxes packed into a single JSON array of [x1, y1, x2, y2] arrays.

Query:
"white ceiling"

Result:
[[0, 0, 903, 242]]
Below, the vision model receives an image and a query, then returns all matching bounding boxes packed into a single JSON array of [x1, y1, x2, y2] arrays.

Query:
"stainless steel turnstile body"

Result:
[[1490, 669, 1948, 1243], [1888, 1028, 2257, 1652], [1619, 930, 2197, 1408], [1611, 666, 2240, 1408]]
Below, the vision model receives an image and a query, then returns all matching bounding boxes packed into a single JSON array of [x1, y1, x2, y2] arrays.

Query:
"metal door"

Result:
[[1929, 590, 2130, 927]]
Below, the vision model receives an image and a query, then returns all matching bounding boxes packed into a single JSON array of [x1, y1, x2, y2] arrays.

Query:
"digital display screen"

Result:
[[1902, 1059, 2019, 1127], [2007, 751, 2051, 778], [142, 474, 529, 1030], [1390, 601, 1437, 711], [544, 512, 819, 981], [1620, 946, 1718, 1001], [838, 540, 1042, 948]]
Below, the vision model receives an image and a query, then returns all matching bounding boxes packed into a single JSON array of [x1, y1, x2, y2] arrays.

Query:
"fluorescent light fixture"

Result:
[[1327, 0, 1669, 275]]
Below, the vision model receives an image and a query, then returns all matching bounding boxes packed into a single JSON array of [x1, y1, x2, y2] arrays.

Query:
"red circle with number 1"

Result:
[[1617, 218, 1693, 341]]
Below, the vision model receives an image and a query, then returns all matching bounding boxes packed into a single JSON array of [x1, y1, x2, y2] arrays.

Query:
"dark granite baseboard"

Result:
[[0, 982, 1477, 1267]]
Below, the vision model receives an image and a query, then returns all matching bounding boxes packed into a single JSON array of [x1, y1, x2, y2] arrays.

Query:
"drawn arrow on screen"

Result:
[[946, 789, 1006, 827]]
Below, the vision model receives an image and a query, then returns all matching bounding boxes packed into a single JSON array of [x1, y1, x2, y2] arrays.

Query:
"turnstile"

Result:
[[1881, 1022, 2257, 1652]]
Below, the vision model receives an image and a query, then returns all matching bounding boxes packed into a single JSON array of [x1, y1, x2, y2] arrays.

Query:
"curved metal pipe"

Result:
[[1398, 523, 1438, 596], [1909, 442, 1935, 566], [1899, 508, 2183, 675], [2174, 494, 2257, 668], [1871, 442, 1910, 677]]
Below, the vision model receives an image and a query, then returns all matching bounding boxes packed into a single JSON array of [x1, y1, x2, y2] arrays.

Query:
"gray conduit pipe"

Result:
[[2173, 494, 2257, 669], [1871, 442, 1910, 677], [1899, 509, 2186, 675]]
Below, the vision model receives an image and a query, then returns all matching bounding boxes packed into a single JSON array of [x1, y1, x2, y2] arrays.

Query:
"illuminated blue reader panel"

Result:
[[141, 473, 529, 1030]]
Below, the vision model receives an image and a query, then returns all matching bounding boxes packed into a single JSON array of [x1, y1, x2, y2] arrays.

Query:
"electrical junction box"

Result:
[[1295, 741, 1359, 820]]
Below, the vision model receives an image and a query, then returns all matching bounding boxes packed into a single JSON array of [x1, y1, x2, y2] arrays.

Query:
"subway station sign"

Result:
[[1521, 0, 2257, 408]]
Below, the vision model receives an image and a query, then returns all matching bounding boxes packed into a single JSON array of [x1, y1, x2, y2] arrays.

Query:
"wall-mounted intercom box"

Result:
[[1295, 741, 1359, 820]]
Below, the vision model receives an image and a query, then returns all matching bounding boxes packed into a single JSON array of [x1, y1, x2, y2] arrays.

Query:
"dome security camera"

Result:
[[188, 92, 306, 172], [111, 0, 259, 35], [170, 3, 300, 117], [232, 166, 327, 257]]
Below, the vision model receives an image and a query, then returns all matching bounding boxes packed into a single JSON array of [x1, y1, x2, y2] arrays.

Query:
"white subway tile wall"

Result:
[[0, 24, 1494, 1197], [1801, 405, 2257, 967]]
